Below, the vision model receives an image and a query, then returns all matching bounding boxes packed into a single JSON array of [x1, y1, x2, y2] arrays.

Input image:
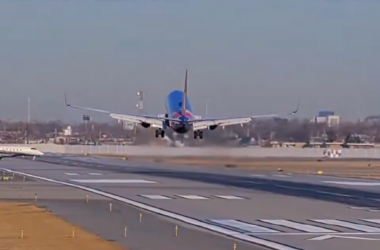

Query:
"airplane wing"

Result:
[[65, 94, 299, 131], [64, 94, 179, 129], [189, 100, 300, 130]]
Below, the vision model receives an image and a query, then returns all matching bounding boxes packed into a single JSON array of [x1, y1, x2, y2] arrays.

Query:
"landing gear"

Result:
[[193, 130, 203, 139], [155, 129, 165, 138], [33, 156, 36, 161]]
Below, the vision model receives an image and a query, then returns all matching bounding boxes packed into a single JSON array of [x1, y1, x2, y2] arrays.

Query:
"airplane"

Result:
[[65, 70, 299, 139], [0, 146, 44, 160]]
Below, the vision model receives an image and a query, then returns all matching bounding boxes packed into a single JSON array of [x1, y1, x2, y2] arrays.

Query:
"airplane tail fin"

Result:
[[181, 70, 188, 115]]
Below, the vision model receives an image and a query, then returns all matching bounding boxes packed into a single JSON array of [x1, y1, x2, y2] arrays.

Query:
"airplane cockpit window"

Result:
[[31, 148, 37, 150]]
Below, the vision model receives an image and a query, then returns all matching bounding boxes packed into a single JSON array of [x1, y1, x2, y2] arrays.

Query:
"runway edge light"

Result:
[[317, 171, 323, 175]]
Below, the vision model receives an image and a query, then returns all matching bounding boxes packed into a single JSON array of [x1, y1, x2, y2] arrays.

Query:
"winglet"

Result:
[[64, 93, 71, 107], [289, 98, 300, 115]]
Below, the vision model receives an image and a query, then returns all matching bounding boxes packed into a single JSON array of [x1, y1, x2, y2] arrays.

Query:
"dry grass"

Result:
[[88, 153, 380, 178], [0, 202, 127, 250]]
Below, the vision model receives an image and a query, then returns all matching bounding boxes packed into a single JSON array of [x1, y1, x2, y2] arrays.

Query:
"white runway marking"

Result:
[[64, 173, 79, 176], [0, 167, 309, 250], [176, 195, 209, 200], [316, 191, 353, 197], [250, 174, 265, 177], [361, 219, 380, 225], [88, 173, 103, 175], [211, 219, 279, 233], [312, 219, 380, 233], [69, 179, 157, 184], [322, 181, 380, 186], [213, 195, 245, 200], [140, 195, 172, 200], [260, 219, 336, 233]]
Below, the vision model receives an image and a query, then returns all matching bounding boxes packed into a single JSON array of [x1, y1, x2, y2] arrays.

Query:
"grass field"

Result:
[[0, 202, 127, 250], [91, 154, 380, 179]]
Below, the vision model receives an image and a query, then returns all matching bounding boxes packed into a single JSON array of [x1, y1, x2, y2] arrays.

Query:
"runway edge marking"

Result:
[[1, 168, 301, 250]]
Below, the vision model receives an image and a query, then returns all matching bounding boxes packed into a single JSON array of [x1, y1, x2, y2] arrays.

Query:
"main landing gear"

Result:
[[193, 130, 203, 139], [155, 129, 165, 138]]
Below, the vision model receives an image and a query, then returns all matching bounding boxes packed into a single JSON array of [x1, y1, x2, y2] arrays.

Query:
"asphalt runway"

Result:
[[2, 156, 380, 250], [0, 177, 256, 250]]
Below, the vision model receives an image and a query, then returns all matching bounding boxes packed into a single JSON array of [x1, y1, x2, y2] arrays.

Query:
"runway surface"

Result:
[[2, 155, 380, 250], [0, 178, 256, 250]]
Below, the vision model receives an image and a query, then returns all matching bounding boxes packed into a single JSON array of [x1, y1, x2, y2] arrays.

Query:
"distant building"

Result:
[[63, 126, 72, 136], [318, 111, 335, 117], [311, 114, 340, 127], [327, 115, 340, 127]]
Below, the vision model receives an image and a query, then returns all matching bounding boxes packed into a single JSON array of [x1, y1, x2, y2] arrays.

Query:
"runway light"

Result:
[[317, 171, 323, 175], [109, 203, 112, 211], [175, 225, 178, 236], [34, 194, 37, 202], [20, 230, 24, 239], [233, 243, 237, 250], [124, 226, 127, 237], [71, 228, 75, 238], [139, 213, 142, 223], [86, 195, 89, 203]]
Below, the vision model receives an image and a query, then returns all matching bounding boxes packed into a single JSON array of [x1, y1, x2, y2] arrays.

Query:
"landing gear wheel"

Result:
[[155, 130, 159, 138], [199, 131, 203, 139], [194, 131, 198, 139], [160, 130, 165, 138]]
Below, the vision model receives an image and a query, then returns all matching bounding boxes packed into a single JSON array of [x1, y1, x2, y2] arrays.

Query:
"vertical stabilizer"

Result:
[[181, 70, 188, 115]]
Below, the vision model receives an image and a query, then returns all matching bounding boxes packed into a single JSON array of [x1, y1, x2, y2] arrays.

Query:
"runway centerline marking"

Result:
[[64, 173, 79, 176], [1, 167, 299, 250], [213, 195, 246, 200], [176, 195, 209, 200], [140, 195, 172, 200]]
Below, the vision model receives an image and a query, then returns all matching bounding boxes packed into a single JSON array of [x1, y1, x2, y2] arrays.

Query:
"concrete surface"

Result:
[[4, 143, 380, 158], [0, 178, 260, 250], [3, 157, 380, 249]]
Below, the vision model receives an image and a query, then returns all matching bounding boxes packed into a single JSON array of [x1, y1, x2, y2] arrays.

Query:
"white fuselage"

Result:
[[0, 146, 44, 157]]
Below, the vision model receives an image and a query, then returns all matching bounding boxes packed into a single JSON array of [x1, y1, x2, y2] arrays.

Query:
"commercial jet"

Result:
[[65, 70, 299, 139], [0, 146, 44, 160]]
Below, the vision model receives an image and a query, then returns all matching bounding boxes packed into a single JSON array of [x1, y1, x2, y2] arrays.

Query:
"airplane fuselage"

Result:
[[165, 90, 193, 134]]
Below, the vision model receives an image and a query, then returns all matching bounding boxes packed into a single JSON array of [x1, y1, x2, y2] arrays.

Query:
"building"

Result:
[[327, 115, 340, 127], [311, 110, 340, 127], [318, 111, 335, 117]]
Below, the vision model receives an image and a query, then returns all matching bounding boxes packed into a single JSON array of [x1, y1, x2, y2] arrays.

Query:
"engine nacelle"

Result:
[[208, 125, 218, 130], [140, 122, 151, 128]]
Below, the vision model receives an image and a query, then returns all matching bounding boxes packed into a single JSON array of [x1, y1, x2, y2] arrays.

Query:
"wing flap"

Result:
[[110, 114, 164, 128], [192, 117, 252, 130]]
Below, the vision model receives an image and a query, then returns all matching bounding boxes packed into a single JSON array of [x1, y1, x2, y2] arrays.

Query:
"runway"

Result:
[[2, 156, 380, 250]]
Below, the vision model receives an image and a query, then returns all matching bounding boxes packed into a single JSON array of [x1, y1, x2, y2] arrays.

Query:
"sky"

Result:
[[0, 0, 379, 123]]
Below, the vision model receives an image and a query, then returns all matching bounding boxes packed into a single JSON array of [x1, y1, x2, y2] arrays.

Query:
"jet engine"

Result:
[[140, 122, 151, 128], [208, 125, 218, 130]]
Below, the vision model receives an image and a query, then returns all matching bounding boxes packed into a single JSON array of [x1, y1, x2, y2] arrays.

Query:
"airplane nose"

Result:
[[39, 151, 44, 156]]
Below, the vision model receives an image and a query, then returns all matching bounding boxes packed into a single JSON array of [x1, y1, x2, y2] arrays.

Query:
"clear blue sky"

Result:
[[0, 0, 379, 122]]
